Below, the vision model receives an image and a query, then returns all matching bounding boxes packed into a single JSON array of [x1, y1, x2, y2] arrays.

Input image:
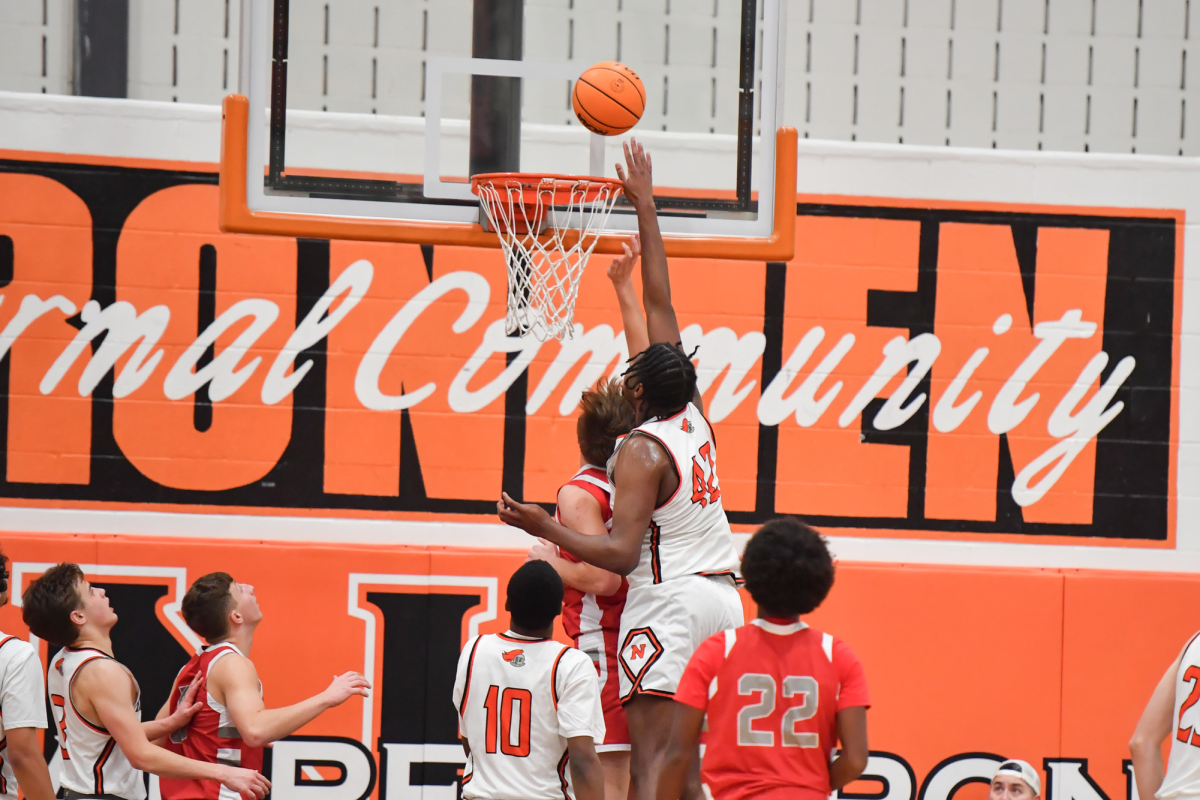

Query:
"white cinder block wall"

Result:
[[0, 0, 1196, 156]]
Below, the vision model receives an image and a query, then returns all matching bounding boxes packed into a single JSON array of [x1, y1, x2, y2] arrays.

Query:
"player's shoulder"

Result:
[[0, 633, 37, 663], [553, 643, 594, 672]]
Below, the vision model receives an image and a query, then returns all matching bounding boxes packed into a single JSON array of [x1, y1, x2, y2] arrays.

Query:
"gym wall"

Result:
[[0, 92, 1197, 800]]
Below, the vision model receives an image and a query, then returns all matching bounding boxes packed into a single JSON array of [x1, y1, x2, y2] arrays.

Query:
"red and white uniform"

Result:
[[48, 647, 147, 800], [161, 643, 264, 800], [0, 633, 48, 800], [453, 632, 605, 800], [556, 464, 630, 751], [674, 618, 870, 800], [1160, 631, 1200, 798], [608, 403, 743, 701]]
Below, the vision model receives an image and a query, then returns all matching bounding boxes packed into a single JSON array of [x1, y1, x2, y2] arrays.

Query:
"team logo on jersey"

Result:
[[502, 649, 526, 667], [681, 419, 693, 433], [618, 627, 663, 690], [54, 657, 64, 676]]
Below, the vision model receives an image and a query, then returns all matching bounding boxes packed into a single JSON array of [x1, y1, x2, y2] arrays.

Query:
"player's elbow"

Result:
[[241, 729, 270, 749], [122, 741, 155, 773], [594, 572, 623, 596], [613, 550, 640, 576], [1130, 732, 1158, 757], [840, 748, 869, 781]]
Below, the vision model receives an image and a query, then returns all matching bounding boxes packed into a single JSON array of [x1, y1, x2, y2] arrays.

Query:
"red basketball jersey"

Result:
[[556, 465, 628, 641], [674, 619, 870, 800], [160, 644, 264, 800]]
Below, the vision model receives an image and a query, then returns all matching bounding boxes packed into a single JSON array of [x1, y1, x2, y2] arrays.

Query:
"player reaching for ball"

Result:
[[498, 139, 743, 800], [525, 244, 650, 800], [657, 518, 870, 800]]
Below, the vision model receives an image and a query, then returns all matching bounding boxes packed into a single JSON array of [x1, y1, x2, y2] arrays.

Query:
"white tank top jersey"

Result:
[[1160, 631, 1200, 799], [453, 632, 605, 800], [0, 634, 48, 800], [48, 647, 147, 800], [607, 402, 741, 590]]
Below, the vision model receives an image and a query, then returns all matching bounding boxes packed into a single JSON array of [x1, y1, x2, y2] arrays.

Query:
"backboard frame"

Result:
[[218, 0, 797, 260]]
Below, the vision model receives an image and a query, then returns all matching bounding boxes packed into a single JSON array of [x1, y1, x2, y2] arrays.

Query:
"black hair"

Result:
[[506, 560, 564, 630], [0, 548, 9, 595], [624, 342, 697, 417], [741, 517, 835, 616]]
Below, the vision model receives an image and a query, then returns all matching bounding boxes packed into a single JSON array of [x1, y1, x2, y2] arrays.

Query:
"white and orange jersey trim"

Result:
[[48, 647, 146, 800]]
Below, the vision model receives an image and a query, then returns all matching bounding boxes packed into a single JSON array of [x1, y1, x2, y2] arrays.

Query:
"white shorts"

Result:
[[616, 573, 743, 701]]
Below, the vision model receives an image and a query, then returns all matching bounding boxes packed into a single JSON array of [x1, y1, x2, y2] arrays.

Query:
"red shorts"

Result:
[[576, 626, 630, 750]]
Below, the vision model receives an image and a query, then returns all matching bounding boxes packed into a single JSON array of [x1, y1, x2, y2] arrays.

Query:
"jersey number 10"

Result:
[[483, 685, 531, 757], [737, 674, 819, 748]]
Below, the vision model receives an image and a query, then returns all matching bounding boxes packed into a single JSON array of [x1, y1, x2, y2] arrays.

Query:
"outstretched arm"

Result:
[[608, 235, 649, 358], [499, 436, 669, 575], [78, 660, 271, 799], [527, 486, 623, 596], [616, 140, 680, 349], [211, 655, 370, 748]]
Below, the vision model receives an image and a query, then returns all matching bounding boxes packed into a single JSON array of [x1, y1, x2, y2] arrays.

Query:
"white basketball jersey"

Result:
[[1160, 632, 1200, 799], [48, 647, 147, 800], [0, 634, 48, 800], [453, 632, 605, 800], [608, 402, 740, 590]]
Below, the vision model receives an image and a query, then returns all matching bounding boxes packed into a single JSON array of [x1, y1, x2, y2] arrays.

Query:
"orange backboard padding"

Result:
[[217, 94, 797, 260]]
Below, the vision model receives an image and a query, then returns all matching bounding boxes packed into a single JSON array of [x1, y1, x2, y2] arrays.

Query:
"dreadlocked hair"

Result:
[[577, 378, 636, 466], [625, 342, 697, 417]]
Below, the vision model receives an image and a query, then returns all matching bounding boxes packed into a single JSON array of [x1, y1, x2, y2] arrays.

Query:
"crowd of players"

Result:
[[0, 141, 1195, 800]]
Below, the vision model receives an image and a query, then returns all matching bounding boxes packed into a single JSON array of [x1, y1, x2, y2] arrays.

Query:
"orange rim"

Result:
[[470, 173, 624, 205]]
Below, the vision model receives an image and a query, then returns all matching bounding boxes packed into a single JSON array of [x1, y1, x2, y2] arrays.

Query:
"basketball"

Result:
[[572, 61, 646, 136]]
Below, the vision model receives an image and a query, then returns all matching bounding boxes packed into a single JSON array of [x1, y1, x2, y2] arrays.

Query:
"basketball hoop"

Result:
[[471, 173, 624, 342]]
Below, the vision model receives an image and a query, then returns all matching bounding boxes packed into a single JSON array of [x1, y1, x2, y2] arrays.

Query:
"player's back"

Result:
[[608, 402, 739, 589], [453, 633, 604, 800], [1161, 631, 1200, 798], [675, 619, 870, 800]]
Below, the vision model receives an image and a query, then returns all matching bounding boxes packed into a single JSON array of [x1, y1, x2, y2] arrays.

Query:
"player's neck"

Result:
[[508, 622, 554, 640], [757, 609, 800, 625], [71, 629, 114, 656], [211, 624, 255, 656]]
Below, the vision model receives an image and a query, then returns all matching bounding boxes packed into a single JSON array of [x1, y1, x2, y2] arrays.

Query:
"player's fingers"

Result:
[[622, 242, 633, 259]]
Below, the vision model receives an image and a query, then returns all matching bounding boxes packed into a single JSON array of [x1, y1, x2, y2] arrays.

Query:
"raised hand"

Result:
[[165, 675, 205, 732], [615, 139, 654, 210], [322, 672, 371, 707], [498, 492, 555, 537], [222, 767, 271, 800], [607, 235, 641, 288]]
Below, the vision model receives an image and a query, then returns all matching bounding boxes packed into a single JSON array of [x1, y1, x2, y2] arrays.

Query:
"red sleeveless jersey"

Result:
[[556, 465, 628, 641], [674, 619, 870, 800], [160, 643, 264, 800]]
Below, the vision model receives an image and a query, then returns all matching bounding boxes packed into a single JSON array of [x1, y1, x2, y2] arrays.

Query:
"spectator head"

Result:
[[990, 760, 1041, 800]]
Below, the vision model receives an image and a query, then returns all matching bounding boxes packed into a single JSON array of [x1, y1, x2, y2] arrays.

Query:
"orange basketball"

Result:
[[572, 61, 646, 136]]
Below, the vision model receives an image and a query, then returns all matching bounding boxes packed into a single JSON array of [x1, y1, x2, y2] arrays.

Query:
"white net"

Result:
[[474, 175, 623, 342]]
